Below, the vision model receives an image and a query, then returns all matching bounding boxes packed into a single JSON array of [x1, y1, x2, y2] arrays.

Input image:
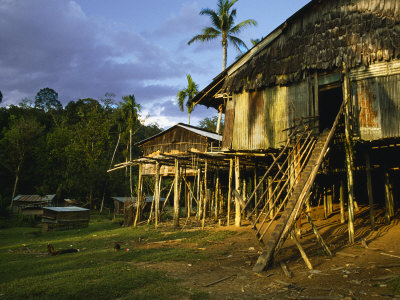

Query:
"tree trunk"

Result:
[[188, 113, 191, 125], [134, 163, 143, 227], [10, 162, 22, 209], [222, 38, 227, 71]]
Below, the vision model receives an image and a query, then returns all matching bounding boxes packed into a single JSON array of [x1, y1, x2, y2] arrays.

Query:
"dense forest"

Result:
[[0, 88, 162, 212]]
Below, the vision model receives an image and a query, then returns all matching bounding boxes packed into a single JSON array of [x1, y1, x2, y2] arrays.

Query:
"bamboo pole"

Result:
[[235, 156, 241, 227], [227, 159, 233, 226], [268, 177, 274, 219], [343, 64, 355, 244], [254, 164, 258, 217], [364, 150, 375, 230], [197, 167, 201, 221], [174, 159, 180, 228]]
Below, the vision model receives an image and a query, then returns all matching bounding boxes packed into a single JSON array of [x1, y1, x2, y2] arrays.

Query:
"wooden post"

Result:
[[327, 185, 333, 217], [197, 167, 201, 221], [343, 64, 355, 244], [173, 159, 180, 228], [314, 72, 319, 131], [384, 170, 394, 223], [214, 168, 220, 221], [340, 178, 345, 223], [187, 180, 192, 218], [202, 160, 208, 229], [227, 159, 233, 226], [235, 156, 241, 227], [364, 150, 375, 230], [254, 164, 258, 217], [323, 186, 328, 219], [154, 162, 160, 228], [242, 177, 247, 219], [134, 163, 143, 227]]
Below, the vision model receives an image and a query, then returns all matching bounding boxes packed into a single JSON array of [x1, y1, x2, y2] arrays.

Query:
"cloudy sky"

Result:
[[0, 0, 309, 128]]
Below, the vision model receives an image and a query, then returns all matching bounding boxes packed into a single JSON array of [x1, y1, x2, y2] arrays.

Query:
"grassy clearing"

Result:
[[0, 213, 236, 299]]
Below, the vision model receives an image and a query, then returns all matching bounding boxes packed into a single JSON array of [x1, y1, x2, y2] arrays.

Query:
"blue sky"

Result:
[[0, 0, 310, 127]]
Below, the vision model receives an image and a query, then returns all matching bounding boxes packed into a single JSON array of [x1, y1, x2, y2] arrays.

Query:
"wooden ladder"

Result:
[[252, 101, 346, 273]]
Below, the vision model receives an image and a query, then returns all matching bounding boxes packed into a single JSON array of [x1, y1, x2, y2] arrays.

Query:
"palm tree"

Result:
[[177, 74, 198, 125], [188, 0, 257, 70], [120, 95, 141, 225]]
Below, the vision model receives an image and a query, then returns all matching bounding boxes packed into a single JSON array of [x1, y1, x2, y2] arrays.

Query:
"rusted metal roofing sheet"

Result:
[[355, 73, 400, 141], [227, 80, 310, 150], [14, 195, 44, 202]]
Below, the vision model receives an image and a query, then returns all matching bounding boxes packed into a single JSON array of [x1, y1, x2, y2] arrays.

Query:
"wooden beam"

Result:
[[384, 170, 394, 223], [291, 231, 313, 270]]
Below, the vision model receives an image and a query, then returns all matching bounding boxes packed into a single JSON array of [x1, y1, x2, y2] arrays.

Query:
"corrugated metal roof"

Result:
[[43, 206, 89, 212], [14, 195, 44, 202], [112, 196, 166, 203], [137, 123, 221, 146], [14, 194, 55, 202]]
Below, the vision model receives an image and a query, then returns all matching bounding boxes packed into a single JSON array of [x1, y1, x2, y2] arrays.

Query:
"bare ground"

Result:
[[134, 205, 400, 299]]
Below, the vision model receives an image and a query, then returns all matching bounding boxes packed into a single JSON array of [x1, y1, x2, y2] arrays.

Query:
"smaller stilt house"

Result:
[[109, 123, 222, 228], [13, 194, 55, 215]]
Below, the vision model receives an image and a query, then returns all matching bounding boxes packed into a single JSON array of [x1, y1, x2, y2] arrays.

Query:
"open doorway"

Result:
[[318, 85, 343, 132]]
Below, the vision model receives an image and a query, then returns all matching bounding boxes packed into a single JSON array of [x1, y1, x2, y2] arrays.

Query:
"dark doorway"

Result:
[[318, 85, 343, 132]]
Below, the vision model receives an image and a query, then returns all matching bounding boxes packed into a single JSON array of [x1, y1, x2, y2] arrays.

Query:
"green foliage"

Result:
[[188, 0, 257, 70], [177, 74, 198, 125], [199, 115, 224, 132], [0, 94, 161, 209], [35, 87, 62, 111]]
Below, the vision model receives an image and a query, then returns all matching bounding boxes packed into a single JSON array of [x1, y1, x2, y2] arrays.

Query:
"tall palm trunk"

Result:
[[188, 113, 191, 125], [222, 37, 227, 71]]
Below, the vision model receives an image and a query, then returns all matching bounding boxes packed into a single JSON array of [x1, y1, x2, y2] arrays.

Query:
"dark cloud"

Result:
[[0, 0, 190, 116]]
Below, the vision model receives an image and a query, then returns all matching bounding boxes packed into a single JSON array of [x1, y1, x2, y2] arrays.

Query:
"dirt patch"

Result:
[[134, 205, 400, 299]]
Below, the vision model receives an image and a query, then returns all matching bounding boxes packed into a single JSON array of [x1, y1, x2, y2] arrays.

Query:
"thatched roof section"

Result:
[[194, 0, 400, 108]]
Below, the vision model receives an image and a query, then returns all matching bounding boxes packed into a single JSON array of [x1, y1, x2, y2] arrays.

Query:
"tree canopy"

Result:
[[177, 74, 198, 125], [35, 87, 63, 111], [188, 0, 257, 70]]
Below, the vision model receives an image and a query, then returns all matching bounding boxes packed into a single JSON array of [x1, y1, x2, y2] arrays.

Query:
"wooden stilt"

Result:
[[291, 231, 313, 270], [154, 162, 160, 228], [364, 150, 375, 230], [323, 186, 327, 219], [202, 160, 208, 229], [385, 170, 394, 223], [227, 159, 233, 226], [340, 178, 345, 223], [254, 164, 258, 217], [343, 64, 355, 244], [215, 168, 219, 221], [327, 185, 333, 217], [197, 167, 201, 221], [242, 177, 247, 219], [173, 159, 180, 228], [134, 163, 143, 227], [235, 156, 241, 227]]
